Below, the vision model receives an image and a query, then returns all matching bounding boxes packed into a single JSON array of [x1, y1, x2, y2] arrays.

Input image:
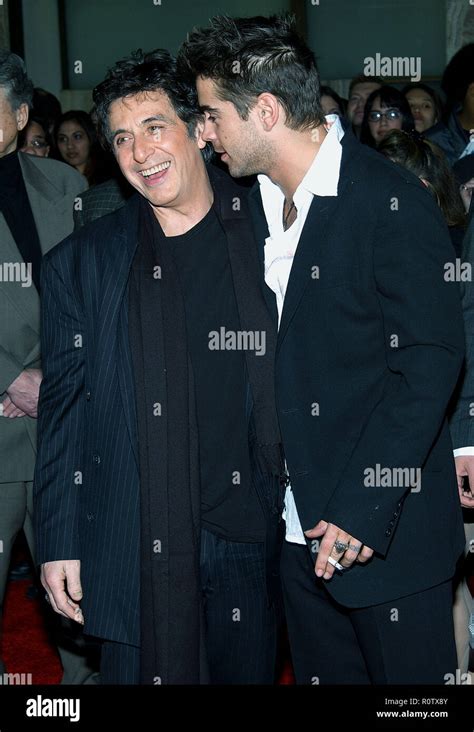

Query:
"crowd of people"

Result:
[[0, 16, 473, 686]]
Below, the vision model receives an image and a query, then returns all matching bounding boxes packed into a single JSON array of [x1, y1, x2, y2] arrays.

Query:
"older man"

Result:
[[34, 49, 283, 685], [0, 51, 92, 683]]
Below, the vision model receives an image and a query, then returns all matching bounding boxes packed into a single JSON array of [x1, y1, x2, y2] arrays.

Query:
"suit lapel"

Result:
[[247, 184, 279, 328], [102, 195, 140, 469], [19, 152, 76, 256], [277, 194, 340, 352]]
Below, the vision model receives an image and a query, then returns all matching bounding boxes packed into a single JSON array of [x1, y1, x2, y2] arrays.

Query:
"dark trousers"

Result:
[[100, 527, 277, 684], [200, 527, 277, 684], [281, 539, 458, 685]]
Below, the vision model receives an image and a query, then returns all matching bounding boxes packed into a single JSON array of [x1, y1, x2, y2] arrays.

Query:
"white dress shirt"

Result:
[[259, 115, 344, 544]]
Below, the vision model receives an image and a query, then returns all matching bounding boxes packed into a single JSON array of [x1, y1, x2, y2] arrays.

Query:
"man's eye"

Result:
[[206, 114, 216, 123], [149, 125, 164, 133], [115, 136, 127, 146]]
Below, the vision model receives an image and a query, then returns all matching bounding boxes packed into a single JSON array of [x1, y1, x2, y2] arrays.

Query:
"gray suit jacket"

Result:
[[0, 152, 87, 482]]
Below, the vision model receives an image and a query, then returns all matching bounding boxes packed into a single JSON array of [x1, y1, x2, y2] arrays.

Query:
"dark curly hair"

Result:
[[178, 14, 325, 132], [92, 48, 209, 157]]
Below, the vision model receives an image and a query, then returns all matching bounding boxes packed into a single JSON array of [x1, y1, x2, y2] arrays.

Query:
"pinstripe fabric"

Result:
[[200, 528, 277, 684], [34, 195, 142, 646]]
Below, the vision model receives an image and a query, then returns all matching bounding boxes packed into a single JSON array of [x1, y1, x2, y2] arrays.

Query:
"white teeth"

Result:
[[140, 161, 171, 177]]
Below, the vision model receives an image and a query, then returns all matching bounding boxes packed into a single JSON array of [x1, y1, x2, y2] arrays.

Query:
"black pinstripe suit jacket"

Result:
[[33, 169, 280, 646]]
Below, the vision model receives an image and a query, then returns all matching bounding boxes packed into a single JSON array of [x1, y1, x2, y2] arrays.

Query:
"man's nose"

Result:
[[202, 119, 217, 143], [132, 136, 154, 163]]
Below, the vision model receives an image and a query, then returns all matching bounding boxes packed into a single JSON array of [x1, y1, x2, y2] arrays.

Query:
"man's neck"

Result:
[[150, 169, 214, 237], [265, 124, 328, 201]]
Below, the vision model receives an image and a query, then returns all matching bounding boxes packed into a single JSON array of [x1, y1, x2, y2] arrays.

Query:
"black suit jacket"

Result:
[[249, 131, 466, 607], [34, 166, 281, 645]]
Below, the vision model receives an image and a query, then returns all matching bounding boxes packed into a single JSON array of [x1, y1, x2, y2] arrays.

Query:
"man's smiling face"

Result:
[[109, 89, 206, 210]]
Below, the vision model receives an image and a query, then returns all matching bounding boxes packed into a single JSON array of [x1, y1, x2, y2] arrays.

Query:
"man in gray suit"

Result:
[[0, 51, 95, 683]]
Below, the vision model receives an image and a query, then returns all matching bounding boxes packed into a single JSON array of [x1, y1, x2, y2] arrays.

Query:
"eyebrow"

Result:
[[199, 105, 220, 114], [111, 114, 174, 139]]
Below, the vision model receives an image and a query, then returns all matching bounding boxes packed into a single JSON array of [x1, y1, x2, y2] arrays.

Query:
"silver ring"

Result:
[[333, 539, 348, 553], [347, 543, 361, 553]]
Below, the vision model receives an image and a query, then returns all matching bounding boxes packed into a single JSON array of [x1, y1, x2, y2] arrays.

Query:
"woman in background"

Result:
[[320, 85, 346, 117], [360, 86, 414, 147], [402, 83, 443, 134], [18, 116, 50, 157], [378, 129, 466, 255], [54, 110, 112, 186]]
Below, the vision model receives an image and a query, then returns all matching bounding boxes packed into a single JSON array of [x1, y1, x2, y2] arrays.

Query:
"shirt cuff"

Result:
[[453, 447, 474, 457]]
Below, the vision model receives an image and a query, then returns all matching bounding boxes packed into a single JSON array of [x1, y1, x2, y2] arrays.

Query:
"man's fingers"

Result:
[[41, 561, 84, 623], [315, 526, 347, 579], [304, 519, 328, 538], [340, 542, 362, 567], [460, 491, 474, 508], [356, 545, 374, 563]]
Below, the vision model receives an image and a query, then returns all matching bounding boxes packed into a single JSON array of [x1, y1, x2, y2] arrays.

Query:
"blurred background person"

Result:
[[402, 82, 443, 134], [378, 129, 467, 255], [361, 85, 414, 147], [53, 109, 113, 186], [32, 87, 61, 139], [18, 116, 50, 157], [425, 44, 474, 165], [320, 85, 346, 117], [346, 74, 382, 139]]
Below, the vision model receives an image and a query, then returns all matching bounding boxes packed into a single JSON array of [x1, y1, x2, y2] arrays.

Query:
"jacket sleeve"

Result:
[[324, 182, 465, 555], [450, 216, 474, 449], [0, 346, 25, 395], [33, 242, 85, 564]]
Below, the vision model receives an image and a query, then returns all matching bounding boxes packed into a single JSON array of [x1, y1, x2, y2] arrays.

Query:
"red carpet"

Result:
[[2, 578, 62, 684], [2, 543, 294, 684]]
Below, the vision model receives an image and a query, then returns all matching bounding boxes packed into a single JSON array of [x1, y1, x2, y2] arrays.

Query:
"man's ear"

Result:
[[16, 103, 29, 133], [195, 118, 207, 150], [255, 93, 280, 131]]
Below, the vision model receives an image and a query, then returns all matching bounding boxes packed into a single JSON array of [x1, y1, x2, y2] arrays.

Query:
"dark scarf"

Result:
[[128, 196, 206, 684]]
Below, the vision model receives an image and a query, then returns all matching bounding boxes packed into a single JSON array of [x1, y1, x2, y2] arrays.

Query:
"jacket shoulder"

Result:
[[19, 152, 88, 192], [44, 201, 129, 272]]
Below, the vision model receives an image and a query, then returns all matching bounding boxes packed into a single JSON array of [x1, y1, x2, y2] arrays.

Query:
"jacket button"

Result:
[[385, 528, 392, 537], [92, 454, 101, 465], [87, 513, 95, 522], [86, 391, 91, 401]]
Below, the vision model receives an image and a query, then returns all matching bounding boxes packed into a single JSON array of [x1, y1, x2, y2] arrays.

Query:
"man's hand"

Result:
[[305, 520, 374, 580], [454, 455, 474, 508], [6, 368, 43, 418], [1, 395, 27, 418], [41, 560, 84, 624]]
